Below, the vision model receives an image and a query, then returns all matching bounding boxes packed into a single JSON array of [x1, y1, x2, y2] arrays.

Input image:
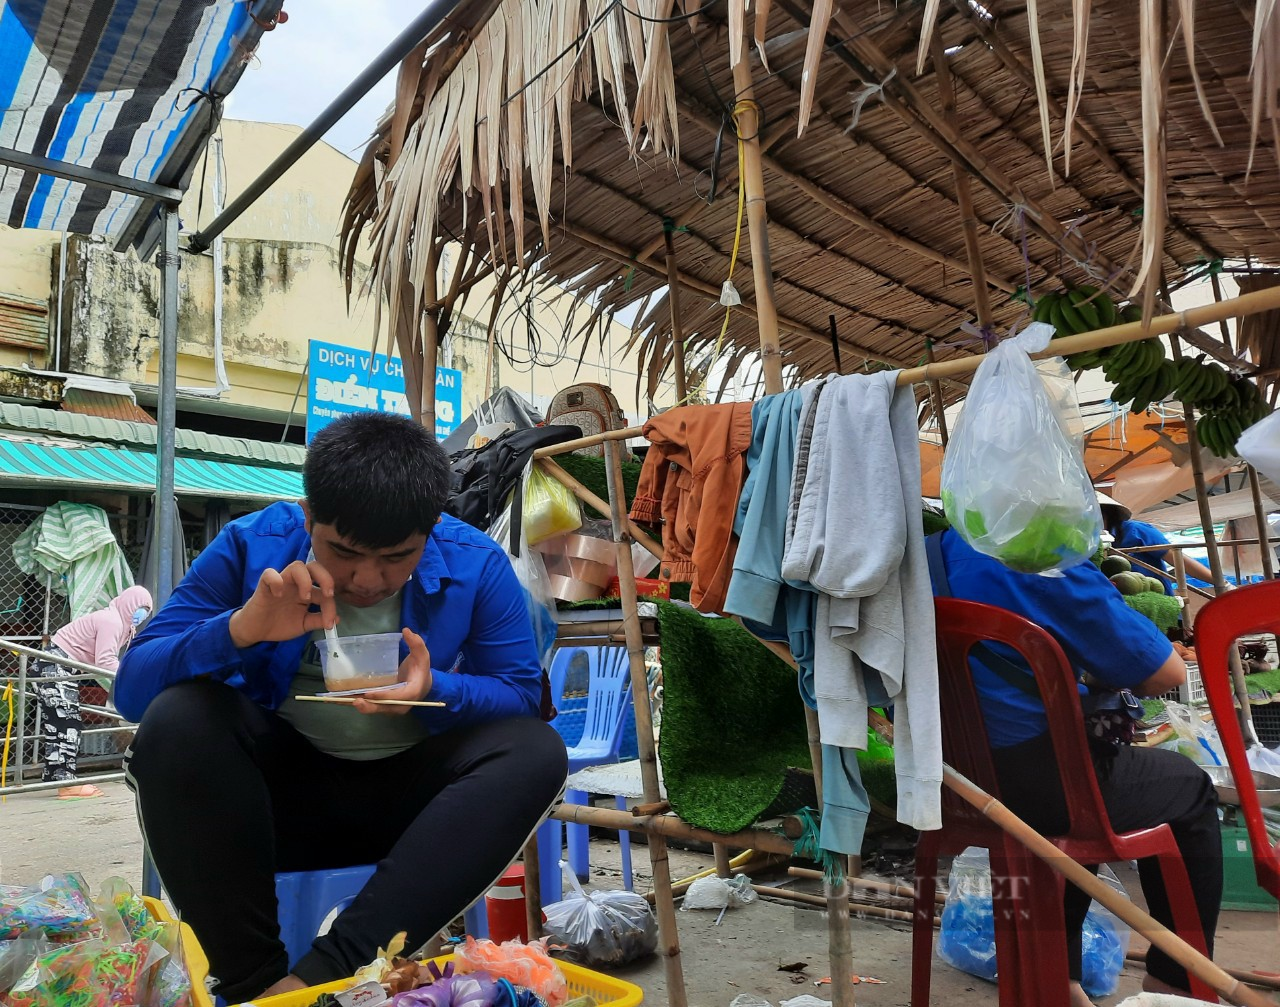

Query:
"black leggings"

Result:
[[124, 680, 567, 1003], [992, 734, 1222, 991]]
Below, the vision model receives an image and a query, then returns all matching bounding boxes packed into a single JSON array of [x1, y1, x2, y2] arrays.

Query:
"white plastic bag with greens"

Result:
[[542, 862, 657, 968], [941, 325, 1102, 575]]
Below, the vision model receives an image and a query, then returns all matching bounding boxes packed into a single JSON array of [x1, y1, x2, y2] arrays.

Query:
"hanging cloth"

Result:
[[12, 502, 134, 620]]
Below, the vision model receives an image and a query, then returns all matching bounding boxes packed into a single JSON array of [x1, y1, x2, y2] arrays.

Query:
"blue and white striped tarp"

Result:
[[0, 0, 269, 248]]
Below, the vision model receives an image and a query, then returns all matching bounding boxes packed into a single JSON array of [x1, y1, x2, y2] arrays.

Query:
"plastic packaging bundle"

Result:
[[941, 326, 1102, 575], [488, 476, 558, 663], [937, 848, 1130, 997], [452, 937, 568, 1007], [542, 864, 657, 968], [522, 467, 582, 546], [680, 874, 757, 911]]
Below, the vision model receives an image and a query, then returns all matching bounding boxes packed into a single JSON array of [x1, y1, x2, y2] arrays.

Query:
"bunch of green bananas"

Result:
[[1194, 377, 1270, 458], [1171, 355, 1231, 408], [1104, 341, 1176, 413], [1031, 286, 1126, 336]]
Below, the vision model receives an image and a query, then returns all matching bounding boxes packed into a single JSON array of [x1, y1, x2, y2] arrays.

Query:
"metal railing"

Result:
[[0, 637, 135, 795]]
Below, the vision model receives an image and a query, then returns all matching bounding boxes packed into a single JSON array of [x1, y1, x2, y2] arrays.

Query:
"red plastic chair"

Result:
[[913, 598, 1215, 1007], [1193, 580, 1280, 899]]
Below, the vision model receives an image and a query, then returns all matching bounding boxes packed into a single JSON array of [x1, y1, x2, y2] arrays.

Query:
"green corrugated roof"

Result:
[[0, 436, 303, 502], [0, 403, 306, 469]]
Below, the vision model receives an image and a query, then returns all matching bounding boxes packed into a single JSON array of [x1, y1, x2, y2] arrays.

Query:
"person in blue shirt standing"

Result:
[[930, 528, 1221, 1007], [116, 413, 567, 1004], [1098, 492, 1216, 593]]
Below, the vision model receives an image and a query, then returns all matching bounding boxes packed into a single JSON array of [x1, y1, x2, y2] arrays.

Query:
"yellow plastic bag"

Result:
[[523, 466, 582, 545]]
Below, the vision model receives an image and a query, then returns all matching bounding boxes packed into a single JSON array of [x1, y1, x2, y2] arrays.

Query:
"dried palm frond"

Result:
[[797, 0, 833, 137], [1025, 0, 1054, 182], [1179, 0, 1224, 146], [1249, 0, 1280, 178], [1061, 0, 1091, 176], [916, 0, 941, 76], [755, 0, 774, 69], [1129, 0, 1166, 322]]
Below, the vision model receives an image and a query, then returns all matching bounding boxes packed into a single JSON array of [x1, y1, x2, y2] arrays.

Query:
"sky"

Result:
[[223, 0, 428, 160]]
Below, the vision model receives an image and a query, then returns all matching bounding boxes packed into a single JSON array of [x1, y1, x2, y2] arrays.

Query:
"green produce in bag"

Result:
[[941, 325, 1102, 575]]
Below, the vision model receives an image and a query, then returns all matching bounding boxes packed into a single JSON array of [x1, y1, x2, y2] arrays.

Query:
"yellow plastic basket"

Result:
[[235, 953, 643, 1007], [142, 897, 215, 1007]]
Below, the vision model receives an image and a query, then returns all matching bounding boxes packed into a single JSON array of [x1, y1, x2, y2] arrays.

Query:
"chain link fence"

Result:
[[0, 503, 205, 788]]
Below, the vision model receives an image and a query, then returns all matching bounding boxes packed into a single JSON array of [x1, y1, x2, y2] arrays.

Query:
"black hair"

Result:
[[304, 412, 451, 548]]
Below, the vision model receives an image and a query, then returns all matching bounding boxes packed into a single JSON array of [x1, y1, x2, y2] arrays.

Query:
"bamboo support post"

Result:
[[603, 439, 687, 1006], [1173, 548, 1190, 601], [942, 764, 1271, 1007], [713, 844, 733, 878], [522, 835, 542, 939], [924, 341, 949, 449], [536, 458, 662, 561], [1247, 466, 1276, 580], [663, 223, 689, 402], [1170, 335, 1258, 745], [419, 241, 440, 429], [731, 51, 784, 395], [551, 802, 797, 857]]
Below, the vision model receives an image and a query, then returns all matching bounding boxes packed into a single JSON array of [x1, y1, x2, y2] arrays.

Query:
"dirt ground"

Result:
[[1, 781, 1276, 1007]]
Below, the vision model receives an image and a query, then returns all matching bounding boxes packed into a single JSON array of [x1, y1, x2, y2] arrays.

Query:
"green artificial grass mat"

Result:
[[1245, 668, 1280, 694], [551, 453, 642, 521], [1123, 591, 1183, 633], [655, 600, 896, 835]]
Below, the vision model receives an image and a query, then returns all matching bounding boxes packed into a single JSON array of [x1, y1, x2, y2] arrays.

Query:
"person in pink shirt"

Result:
[[38, 585, 152, 799]]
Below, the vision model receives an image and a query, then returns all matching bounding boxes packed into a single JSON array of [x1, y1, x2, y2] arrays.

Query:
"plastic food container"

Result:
[[318, 632, 402, 693], [235, 953, 644, 1006]]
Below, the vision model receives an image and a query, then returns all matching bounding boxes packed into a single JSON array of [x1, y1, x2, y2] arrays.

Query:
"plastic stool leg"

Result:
[[536, 818, 564, 906], [464, 901, 488, 939], [565, 787, 590, 882], [614, 795, 633, 891]]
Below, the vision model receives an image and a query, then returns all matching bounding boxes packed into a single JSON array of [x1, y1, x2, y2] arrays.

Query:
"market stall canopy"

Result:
[[342, 0, 1276, 414], [0, 0, 280, 253], [1144, 486, 1280, 532]]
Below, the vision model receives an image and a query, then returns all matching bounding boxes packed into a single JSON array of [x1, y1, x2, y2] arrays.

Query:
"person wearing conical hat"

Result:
[[1096, 491, 1216, 592]]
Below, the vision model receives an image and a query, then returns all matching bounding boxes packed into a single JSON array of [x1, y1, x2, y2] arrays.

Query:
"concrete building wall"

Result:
[[0, 119, 675, 427]]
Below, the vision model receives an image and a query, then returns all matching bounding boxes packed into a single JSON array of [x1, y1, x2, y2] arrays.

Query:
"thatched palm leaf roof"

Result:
[[342, 0, 1276, 419]]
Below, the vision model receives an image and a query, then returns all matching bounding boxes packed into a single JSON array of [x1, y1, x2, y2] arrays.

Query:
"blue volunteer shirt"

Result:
[[114, 502, 542, 729], [1113, 519, 1176, 594], [934, 529, 1173, 748]]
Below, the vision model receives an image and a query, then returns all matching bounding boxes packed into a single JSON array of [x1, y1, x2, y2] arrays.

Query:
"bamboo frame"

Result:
[[662, 225, 689, 402], [602, 439, 687, 1006], [1247, 465, 1276, 580]]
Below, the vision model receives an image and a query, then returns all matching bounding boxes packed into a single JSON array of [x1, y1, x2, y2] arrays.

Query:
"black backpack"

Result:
[[445, 425, 583, 547], [444, 424, 582, 723]]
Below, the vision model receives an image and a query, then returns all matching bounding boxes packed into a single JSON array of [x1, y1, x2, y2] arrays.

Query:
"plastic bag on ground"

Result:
[[941, 326, 1102, 575], [937, 847, 1130, 997], [728, 996, 774, 1007], [681, 874, 757, 911], [542, 862, 657, 968]]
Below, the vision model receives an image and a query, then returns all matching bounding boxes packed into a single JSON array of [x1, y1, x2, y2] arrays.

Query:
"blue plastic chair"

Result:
[[539, 645, 636, 903]]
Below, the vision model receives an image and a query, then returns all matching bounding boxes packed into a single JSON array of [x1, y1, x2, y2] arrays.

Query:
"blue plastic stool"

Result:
[[274, 866, 376, 971], [539, 646, 636, 903]]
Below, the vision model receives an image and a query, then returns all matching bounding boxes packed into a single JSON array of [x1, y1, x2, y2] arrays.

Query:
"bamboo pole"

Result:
[[1169, 335, 1258, 745], [527, 284, 1280, 459], [522, 835, 542, 939], [1248, 465, 1276, 580], [732, 52, 785, 395], [482, 273, 507, 400], [925, 341, 950, 449], [1125, 950, 1280, 993], [930, 34, 993, 330], [663, 223, 689, 402], [603, 439, 687, 1007], [942, 764, 1271, 1007], [1173, 548, 1190, 600], [788, 866, 946, 906], [420, 241, 440, 430], [551, 802, 797, 857], [751, 884, 929, 926], [713, 844, 733, 879], [536, 458, 662, 561]]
